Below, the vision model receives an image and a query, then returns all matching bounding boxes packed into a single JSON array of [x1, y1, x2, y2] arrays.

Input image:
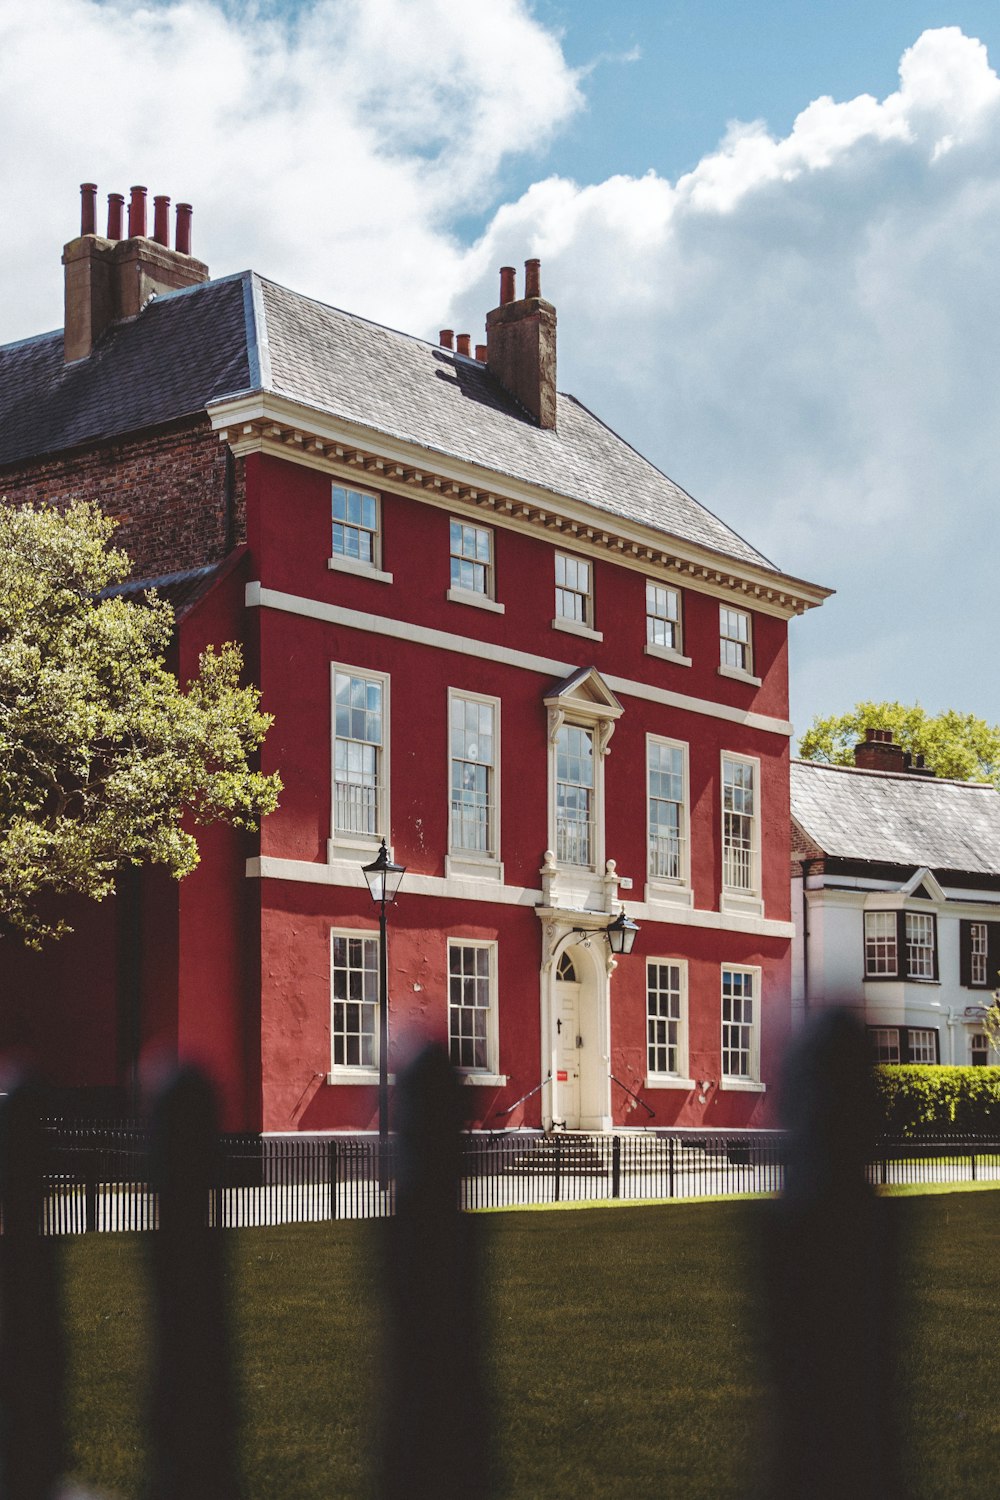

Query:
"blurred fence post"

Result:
[[0, 1080, 66, 1500], [146, 1067, 244, 1500], [379, 1044, 490, 1500], [764, 1009, 907, 1500]]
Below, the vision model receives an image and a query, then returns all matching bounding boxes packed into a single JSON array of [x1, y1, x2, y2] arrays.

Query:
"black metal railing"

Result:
[[20, 1118, 1000, 1231]]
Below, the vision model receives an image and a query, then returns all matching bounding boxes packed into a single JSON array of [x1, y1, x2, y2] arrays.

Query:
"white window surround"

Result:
[[330, 483, 390, 579], [447, 587, 505, 614], [718, 662, 762, 688], [544, 668, 623, 888], [328, 928, 381, 1083], [328, 662, 390, 863], [328, 554, 393, 584], [646, 582, 683, 655], [447, 938, 501, 1078], [645, 736, 693, 908], [552, 616, 604, 643], [720, 604, 753, 676], [449, 518, 496, 601], [720, 964, 764, 1090], [646, 957, 692, 1086], [720, 752, 763, 918], [646, 642, 692, 667], [446, 688, 503, 884], [554, 551, 594, 630]]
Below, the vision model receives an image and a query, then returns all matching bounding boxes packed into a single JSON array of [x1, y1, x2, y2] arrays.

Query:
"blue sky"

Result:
[[1, 1, 998, 742]]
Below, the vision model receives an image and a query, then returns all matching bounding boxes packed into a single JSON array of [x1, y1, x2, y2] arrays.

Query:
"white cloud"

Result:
[[0, 0, 582, 337], [1, 9, 998, 733], [442, 26, 1000, 731]]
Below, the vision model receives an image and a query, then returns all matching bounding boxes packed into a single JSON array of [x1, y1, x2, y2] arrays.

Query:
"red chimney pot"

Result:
[[439, 329, 454, 350], [153, 195, 170, 247], [475, 343, 487, 362], [80, 183, 97, 237], [128, 185, 147, 239], [107, 192, 124, 240], [175, 203, 193, 255], [499, 266, 516, 305], [456, 333, 471, 357], [524, 258, 541, 298]]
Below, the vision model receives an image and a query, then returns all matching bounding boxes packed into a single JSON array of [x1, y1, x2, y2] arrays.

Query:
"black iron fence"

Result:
[[26, 1117, 1000, 1231]]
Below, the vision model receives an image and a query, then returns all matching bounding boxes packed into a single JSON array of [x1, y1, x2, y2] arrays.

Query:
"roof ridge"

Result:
[[791, 758, 996, 790]]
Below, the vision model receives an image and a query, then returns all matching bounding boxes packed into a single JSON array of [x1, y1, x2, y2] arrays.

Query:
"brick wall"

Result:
[[0, 418, 245, 580]]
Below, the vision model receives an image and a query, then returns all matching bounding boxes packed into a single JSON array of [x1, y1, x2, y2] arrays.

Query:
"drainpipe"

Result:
[[800, 858, 815, 1016]]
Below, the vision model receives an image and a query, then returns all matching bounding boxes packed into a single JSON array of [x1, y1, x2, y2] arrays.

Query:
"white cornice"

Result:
[[209, 391, 831, 620]]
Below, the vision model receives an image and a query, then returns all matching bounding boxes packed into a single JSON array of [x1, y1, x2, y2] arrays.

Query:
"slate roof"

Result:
[[102, 562, 226, 620], [790, 759, 1000, 876], [0, 269, 777, 574]]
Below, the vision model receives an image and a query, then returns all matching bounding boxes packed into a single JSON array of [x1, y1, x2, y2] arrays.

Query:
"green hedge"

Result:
[[875, 1066, 1000, 1137]]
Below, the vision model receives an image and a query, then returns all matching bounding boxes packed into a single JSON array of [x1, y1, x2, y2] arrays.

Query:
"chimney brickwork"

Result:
[[485, 259, 557, 429], [853, 728, 907, 774], [63, 182, 209, 363]]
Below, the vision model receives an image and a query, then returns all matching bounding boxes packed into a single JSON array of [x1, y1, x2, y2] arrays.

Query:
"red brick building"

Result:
[[0, 185, 829, 1132]]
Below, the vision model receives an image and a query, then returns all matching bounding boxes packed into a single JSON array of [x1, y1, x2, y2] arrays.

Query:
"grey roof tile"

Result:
[[102, 562, 224, 620], [0, 266, 775, 571], [790, 759, 1000, 875]]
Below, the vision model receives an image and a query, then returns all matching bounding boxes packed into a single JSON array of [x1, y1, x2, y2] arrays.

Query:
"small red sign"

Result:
[[556, 1070, 568, 1082]]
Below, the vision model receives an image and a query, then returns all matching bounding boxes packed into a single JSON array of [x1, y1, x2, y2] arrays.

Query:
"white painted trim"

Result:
[[329, 926, 381, 1078], [326, 1069, 384, 1086], [646, 1077, 697, 1090], [245, 584, 795, 737], [646, 733, 691, 893], [210, 391, 831, 617], [458, 1073, 508, 1087], [721, 962, 763, 1086], [719, 1079, 767, 1093], [717, 664, 762, 688], [645, 643, 692, 668], [646, 956, 690, 1083], [448, 936, 500, 1077], [330, 660, 391, 857], [446, 587, 505, 614], [245, 855, 794, 935], [721, 750, 762, 906], [552, 617, 604, 643], [447, 686, 501, 867], [328, 556, 393, 584]]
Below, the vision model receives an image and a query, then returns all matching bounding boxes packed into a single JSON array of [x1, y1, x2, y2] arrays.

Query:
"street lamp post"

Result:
[[361, 839, 406, 1191]]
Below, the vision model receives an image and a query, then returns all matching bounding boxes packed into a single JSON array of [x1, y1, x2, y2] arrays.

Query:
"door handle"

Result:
[[576, 1035, 583, 1048], [556, 1018, 562, 1034]]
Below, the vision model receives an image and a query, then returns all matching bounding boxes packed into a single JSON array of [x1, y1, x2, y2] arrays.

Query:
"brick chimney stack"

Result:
[[853, 728, 907, 773], [485, 258, 557, 428], [62, 181, 210, 363]]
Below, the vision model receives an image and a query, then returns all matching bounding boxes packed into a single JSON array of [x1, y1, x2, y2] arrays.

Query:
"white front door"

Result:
[[554, 978, 582, 1128]]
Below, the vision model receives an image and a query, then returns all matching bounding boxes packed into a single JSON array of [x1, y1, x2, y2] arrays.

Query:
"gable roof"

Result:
[[790, 759, 1000, 875], [0, 269, 778, 575]]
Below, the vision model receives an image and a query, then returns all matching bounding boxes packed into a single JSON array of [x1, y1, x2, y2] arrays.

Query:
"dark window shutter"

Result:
[[988, 922, 1000, 994], [931, 913, 939, 982], [960, 920, 973, 988]]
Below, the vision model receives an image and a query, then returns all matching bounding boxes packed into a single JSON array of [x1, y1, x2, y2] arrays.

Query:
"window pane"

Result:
[[448, 944, 493, 1071], [331, 935, 379, 1068]]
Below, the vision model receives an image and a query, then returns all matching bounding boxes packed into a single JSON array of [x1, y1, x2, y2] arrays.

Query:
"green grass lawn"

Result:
[[59, 1192, 1000, 1499]]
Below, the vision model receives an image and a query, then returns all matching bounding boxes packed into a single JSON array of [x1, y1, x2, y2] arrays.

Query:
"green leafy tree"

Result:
[[798, 701, 1000, 785], [0, 500, 281, 946]]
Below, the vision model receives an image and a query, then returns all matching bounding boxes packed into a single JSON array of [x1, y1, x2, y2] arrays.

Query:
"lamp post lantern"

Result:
[[606, 910, 640, 957], [361, 839, 406, 1189]]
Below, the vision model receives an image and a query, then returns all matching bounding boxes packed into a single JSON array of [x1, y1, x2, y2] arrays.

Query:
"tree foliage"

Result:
[[0, 500, 281, 945], [798, 701, 1000, 785]]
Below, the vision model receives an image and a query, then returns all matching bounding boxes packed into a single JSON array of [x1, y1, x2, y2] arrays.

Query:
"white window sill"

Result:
[[445, 853, 504, 883], [645, 880, 694, 909], [457, 1072, 508, 1087], [326, 1069, 395, 1086], [646, 1076, 695, 1090], [720, 890, 764, 919], [645, 643, 692, 668], [720, 1078, 766, 1093], [447, 587, 505, 615], [328, 555, 393, 585], [328, 833, 387, 865], [552, 617, 603, 643], [717, 663, 761, 687]]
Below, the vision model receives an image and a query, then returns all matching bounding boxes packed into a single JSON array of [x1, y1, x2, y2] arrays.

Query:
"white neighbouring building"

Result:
[[790, 730, 1000, 1066]]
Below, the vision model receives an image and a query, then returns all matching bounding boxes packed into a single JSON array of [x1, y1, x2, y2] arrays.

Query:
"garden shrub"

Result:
[[874, 1066, 1000, 1137]]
